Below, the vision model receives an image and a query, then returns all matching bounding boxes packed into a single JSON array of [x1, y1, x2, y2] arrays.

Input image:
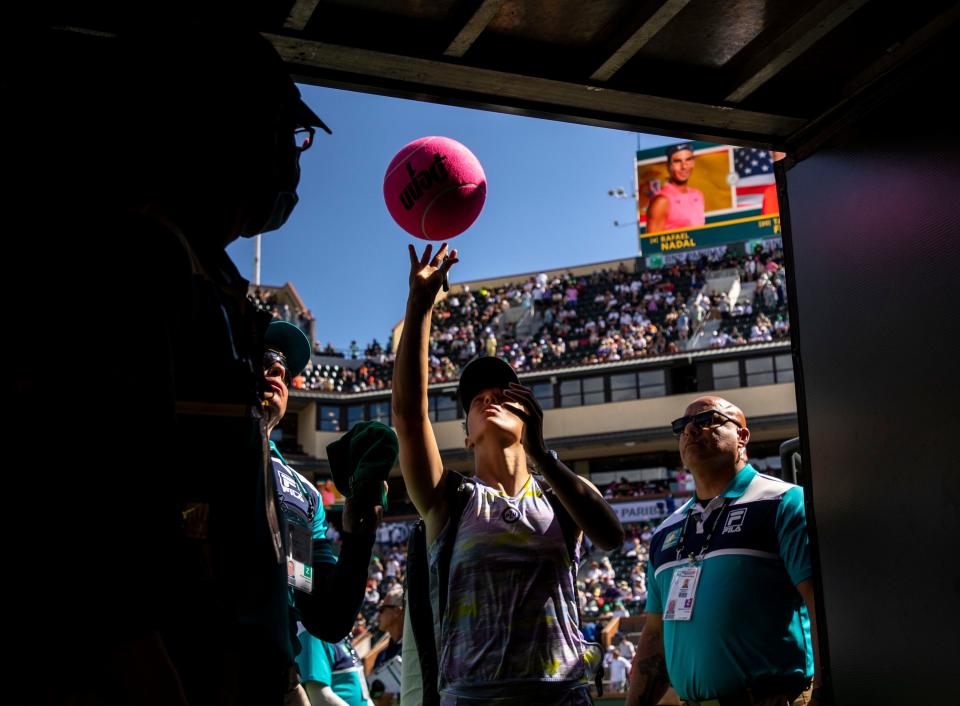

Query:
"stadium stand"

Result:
[[273, 245, 789, 393]]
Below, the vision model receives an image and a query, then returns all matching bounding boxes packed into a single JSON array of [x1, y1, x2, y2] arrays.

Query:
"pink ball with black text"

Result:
[[383, 136, 487, 241]]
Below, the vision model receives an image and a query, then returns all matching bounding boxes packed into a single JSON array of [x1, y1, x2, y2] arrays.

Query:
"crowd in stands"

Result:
[[577, 521, 662, 620], [312, 338, 388, 360], [357, 545, 408, 640], [324, 522, 412, 644], [600, 477, 672, 499], [264, 244, 790, 393], [708, 257, 790, 347], [423, 245, 788, 377], [577, 521, 665, 693], [291, 357, 394, 393], [250, 287, 314, 333]]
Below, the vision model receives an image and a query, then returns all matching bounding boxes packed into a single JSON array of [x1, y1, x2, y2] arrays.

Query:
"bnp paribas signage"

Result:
[[611, 498, 678, 523]]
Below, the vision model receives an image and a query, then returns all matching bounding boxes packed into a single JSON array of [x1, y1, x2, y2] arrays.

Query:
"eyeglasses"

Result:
[[671, 410, 742, 437], [264, 349, 290, 385], [294, 126, 315, 153]]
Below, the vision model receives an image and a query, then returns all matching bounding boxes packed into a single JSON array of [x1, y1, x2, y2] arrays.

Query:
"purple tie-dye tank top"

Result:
[[429, 475, 599, 701]]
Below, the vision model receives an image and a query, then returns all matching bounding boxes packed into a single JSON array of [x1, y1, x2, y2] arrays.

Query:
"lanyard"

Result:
[[290, 467, 317, 522], [675, 497, 730, 564]]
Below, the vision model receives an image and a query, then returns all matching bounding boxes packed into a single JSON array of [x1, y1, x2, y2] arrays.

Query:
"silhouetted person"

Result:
[[12, 21, 329, 706]]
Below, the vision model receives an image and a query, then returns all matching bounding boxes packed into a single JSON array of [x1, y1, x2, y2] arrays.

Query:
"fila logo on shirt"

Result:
[[722, 507, 748, 534], [278, 470, 305, 502]]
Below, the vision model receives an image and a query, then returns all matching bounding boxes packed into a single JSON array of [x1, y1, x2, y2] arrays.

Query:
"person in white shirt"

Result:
[[608, 649, 632, 693], [602, 645, 616, 672]]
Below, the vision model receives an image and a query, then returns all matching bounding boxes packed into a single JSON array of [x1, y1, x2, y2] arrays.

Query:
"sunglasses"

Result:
[[671, 410, 742, 437], [263, 349, 290, 385], [294, 126, 315, 153]]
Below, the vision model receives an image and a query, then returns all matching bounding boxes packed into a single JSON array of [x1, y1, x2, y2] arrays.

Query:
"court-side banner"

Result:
[[636, 141, 780, 254], [610, 497, 679, 524]]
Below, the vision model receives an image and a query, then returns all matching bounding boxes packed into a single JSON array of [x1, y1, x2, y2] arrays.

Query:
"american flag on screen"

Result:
[[733, 148, 775, 209]]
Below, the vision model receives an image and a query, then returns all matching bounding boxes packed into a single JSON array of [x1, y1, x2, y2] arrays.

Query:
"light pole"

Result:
[[253, 234, 261, 286], [608, 187, 643, 256]]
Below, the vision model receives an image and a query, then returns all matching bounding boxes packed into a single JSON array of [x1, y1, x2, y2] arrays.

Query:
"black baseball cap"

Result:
[[665, 142, 694, 159], [264, 321, 311, 377], [125, 24, 331, 135], [457, 356, 520, 413]]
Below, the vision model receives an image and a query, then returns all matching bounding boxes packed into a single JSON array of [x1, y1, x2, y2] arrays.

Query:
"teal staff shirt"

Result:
[[646, 466, 813, 701]]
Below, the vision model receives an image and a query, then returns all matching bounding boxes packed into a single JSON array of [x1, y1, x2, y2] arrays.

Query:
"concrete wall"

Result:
[[298, 383, 796, 461]]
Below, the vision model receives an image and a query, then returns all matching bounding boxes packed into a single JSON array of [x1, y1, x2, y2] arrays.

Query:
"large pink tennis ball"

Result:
[[383, 136, 487, 240]]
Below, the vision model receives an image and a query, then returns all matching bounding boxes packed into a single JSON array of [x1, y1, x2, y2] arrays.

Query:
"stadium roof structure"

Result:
[[49, 1, 957, 157], [252, 281, 311, 316]]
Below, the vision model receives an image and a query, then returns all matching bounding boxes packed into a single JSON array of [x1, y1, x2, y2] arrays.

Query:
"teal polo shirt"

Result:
[[270, 442, 338, 655], [646, 465, 813, 701], [296, 632, 372, 706], [271, 441, 338, 582]]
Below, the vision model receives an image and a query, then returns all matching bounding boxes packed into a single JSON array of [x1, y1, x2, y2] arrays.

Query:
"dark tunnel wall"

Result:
[[782, 45, 960, 701]]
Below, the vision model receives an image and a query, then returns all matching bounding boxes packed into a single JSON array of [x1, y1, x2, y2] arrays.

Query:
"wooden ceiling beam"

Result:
[[444, 0, 506, 58], [283, 0, 322, 31], [838, 3, 960, 101], [787, 3, 960, 159], [725, 0, 871, 103], [266, 32, 804, 143], [591, 0, 692, 82]]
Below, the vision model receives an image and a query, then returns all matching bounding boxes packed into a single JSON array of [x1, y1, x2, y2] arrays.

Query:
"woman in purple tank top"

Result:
[[393, 244, 625, 705]]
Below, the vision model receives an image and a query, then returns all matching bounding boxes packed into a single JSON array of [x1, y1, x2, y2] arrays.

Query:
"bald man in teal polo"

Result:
[[626, 396, 821, 706]]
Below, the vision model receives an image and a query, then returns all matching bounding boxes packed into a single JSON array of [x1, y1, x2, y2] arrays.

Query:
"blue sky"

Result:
[[227, 84, 681, 351]]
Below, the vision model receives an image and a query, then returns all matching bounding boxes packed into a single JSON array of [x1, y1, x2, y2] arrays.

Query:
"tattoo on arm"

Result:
[[630, 653, 670, 706]]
